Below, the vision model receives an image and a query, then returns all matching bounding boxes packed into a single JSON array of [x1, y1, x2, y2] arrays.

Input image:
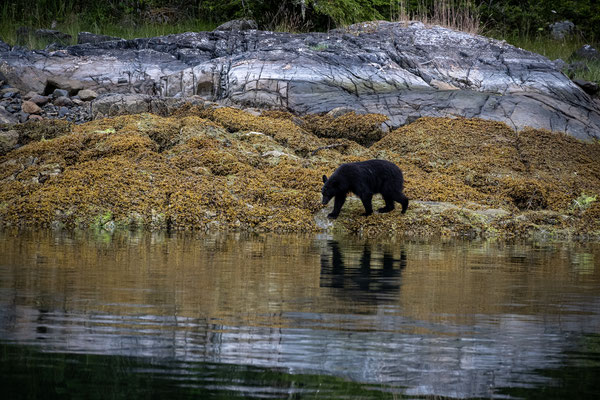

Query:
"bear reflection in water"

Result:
[[320, 240, 406, 302]]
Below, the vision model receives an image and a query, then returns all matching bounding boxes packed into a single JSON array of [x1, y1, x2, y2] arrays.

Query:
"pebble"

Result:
[[30, 94, 50, 106], [58, 106, 70, 117], [52, 88, 69, 98], [78, 89, 98, 101], [21, 100, 42, 114], [54, 96, 74, 107]]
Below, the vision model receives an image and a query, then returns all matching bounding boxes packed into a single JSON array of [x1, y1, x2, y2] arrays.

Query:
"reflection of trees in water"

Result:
[[320, 240, 406, 302]]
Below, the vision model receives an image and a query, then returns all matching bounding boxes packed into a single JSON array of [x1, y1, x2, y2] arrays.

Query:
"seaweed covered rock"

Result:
[[0, 108, 599, 239]]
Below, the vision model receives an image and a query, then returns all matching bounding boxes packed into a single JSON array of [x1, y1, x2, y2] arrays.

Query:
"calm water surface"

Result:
[[1, 230, 599, 399]]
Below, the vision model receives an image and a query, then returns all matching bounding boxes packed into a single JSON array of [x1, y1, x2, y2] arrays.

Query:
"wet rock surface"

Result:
[[0, 21, 599, 139]]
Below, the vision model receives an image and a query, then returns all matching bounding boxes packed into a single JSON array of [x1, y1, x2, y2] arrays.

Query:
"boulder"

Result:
[[549, 20, 574, 40], [78, 89, 98, 101], [574, 44, 600, 61], [46, 77, 84, 95], [214, 19, 258, 31]]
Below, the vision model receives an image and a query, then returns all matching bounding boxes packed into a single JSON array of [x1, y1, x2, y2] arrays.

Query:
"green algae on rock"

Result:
[[1, 108, 599, 239]]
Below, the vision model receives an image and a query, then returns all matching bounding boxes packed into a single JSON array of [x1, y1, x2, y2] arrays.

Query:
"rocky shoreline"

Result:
[[2, 21, 600, 140]]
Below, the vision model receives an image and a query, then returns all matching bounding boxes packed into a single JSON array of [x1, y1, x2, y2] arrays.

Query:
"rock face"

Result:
[[1, 21, 599, 139]]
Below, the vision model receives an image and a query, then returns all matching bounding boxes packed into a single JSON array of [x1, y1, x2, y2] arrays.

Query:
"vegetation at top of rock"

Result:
[[1, 1, 599, 40], [1, 105, 599, 239]]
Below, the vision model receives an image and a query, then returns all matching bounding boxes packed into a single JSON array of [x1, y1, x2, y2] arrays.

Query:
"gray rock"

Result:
[[0, 130, 19, 155], [1, 21, 599, 140], [23, 91, 38, 100], [552, 59, 567, 70], [574, 44, 600, 61], [549, 20, 574, 40], [214, 19, 258, 31], [77, 31, 122, 45], [47, 77, 84, 95], [0, 107, 18, 124], [52, 88, 69, 98], [78, 89, 98, 101], [18, 111, 29, 123], [54, 96, 74, 107], [29, 94, 50, 105], [58, 106, 69, 117]]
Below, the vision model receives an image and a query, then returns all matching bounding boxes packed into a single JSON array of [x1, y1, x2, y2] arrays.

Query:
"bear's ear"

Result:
[[322, 175, 328, 183]]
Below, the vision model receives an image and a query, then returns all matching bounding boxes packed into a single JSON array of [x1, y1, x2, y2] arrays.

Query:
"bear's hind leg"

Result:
[[378, 196, 395, 213]]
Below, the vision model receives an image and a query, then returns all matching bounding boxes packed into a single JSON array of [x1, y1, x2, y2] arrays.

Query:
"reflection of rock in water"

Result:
[[320, 240, 406, 302]]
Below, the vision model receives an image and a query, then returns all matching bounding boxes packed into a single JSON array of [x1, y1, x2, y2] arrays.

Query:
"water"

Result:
[[1, 229, 599, 399]]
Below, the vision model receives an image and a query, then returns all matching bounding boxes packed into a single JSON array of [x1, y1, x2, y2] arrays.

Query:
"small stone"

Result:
[[30, 94, 50, 105], [0, 87, 19, 95], [78, 89, 98, 101], [72, 98, 84, 106], [28, 114, 43, 121], [58, 106, 69, 117], [18, 111, 29, 123], [21, 100, 42, 114], [52, 88, 69, 98], [54, 96, 74, 107], [23, 91, 39, 100]]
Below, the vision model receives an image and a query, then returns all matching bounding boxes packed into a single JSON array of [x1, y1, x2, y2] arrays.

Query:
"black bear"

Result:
[[321, 159, 409, 219]]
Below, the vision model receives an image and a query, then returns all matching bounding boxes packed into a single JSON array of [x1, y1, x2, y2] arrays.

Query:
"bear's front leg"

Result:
[[327, 195, 346, 219], [360, 194, 373, 216]]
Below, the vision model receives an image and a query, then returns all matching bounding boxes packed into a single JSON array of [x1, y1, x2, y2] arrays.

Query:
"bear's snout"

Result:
[[322, 195, 332, 205]]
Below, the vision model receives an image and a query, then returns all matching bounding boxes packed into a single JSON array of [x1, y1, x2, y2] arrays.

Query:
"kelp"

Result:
[[1, 107, 599, 238]]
